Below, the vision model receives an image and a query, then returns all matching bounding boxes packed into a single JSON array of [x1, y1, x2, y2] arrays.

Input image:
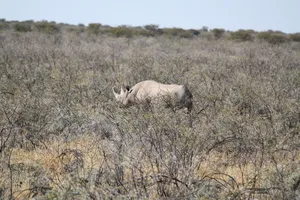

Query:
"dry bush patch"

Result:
[[0, 31, 300, 199]]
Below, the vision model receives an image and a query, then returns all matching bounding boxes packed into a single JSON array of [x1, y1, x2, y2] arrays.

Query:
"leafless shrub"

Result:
[[0, 29, 299, 199]]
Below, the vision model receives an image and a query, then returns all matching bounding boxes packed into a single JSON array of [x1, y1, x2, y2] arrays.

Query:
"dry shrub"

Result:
[[0, 29, 299, 199]]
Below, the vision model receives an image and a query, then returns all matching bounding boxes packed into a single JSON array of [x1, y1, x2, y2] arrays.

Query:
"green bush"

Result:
[[188, 29, 201, 36], [212, 28, 225, 39], [137, 29, 156, 37], [24, 20, 34, 23], [144, 24, 159, 32], [143, 24, 163, 36], [35, 21, 60, 34], [163, 28, 181, 37], [289, 33, 300, 42], [162, 28, 194, 38], [179, 30, 195, 38], [0, 21, 9, 31], [87, 23, 101, 35], [229, 29, 254, 42], [200, 31, 213, 40], [109, 26, 135, 38], [256, 31, 288, 44], [13, 22, 32, 32], [67, 26, 85, 34]]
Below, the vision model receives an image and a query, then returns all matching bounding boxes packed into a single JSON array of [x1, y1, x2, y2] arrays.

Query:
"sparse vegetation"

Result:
[[34, 21, 60, 34], [144, 24, 159, 32], [163, 27, 195, 38], [87, 23, 101, 35], [212, 28, 225, 39], [108, 25, 136, 38], [13, 22, 32, 32], [229, 29, 254, 42], [0, 19, 300, 199], [289, 33, 300, 42], [0, 19, 9, 31], [257, 31, 288, 44], [1, 19, 299, 42]]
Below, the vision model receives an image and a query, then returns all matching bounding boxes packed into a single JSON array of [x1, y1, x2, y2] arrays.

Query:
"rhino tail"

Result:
[[182, 85, 193, 112]]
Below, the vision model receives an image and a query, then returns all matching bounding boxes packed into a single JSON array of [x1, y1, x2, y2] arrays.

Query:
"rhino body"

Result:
[[113, 80, 193, 112]]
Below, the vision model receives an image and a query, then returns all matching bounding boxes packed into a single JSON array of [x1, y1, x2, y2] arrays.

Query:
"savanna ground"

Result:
[[1, 29, 300, 199]]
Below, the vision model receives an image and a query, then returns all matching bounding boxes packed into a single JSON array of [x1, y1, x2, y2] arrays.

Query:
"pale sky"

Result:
[[1, 0, 299, 33]]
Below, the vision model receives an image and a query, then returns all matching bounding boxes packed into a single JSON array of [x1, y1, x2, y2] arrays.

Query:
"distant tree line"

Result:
[[1, 18, 300, 44]]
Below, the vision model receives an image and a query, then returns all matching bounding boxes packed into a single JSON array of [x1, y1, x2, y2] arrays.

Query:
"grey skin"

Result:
[[113, 80, 193, 112]]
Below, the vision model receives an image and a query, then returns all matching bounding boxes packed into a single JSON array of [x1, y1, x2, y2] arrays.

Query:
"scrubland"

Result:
[[1, 29, 300, 199]]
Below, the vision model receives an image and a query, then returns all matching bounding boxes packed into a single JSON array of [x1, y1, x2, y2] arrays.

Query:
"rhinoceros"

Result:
[[112, 80, 193, 112]]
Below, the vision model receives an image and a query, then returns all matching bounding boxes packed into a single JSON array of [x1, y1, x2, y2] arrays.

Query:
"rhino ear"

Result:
[[112, 88, 119, 99]]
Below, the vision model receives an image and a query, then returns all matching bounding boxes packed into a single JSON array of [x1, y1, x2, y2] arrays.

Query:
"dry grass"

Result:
[[0, 30, 300, 199]]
